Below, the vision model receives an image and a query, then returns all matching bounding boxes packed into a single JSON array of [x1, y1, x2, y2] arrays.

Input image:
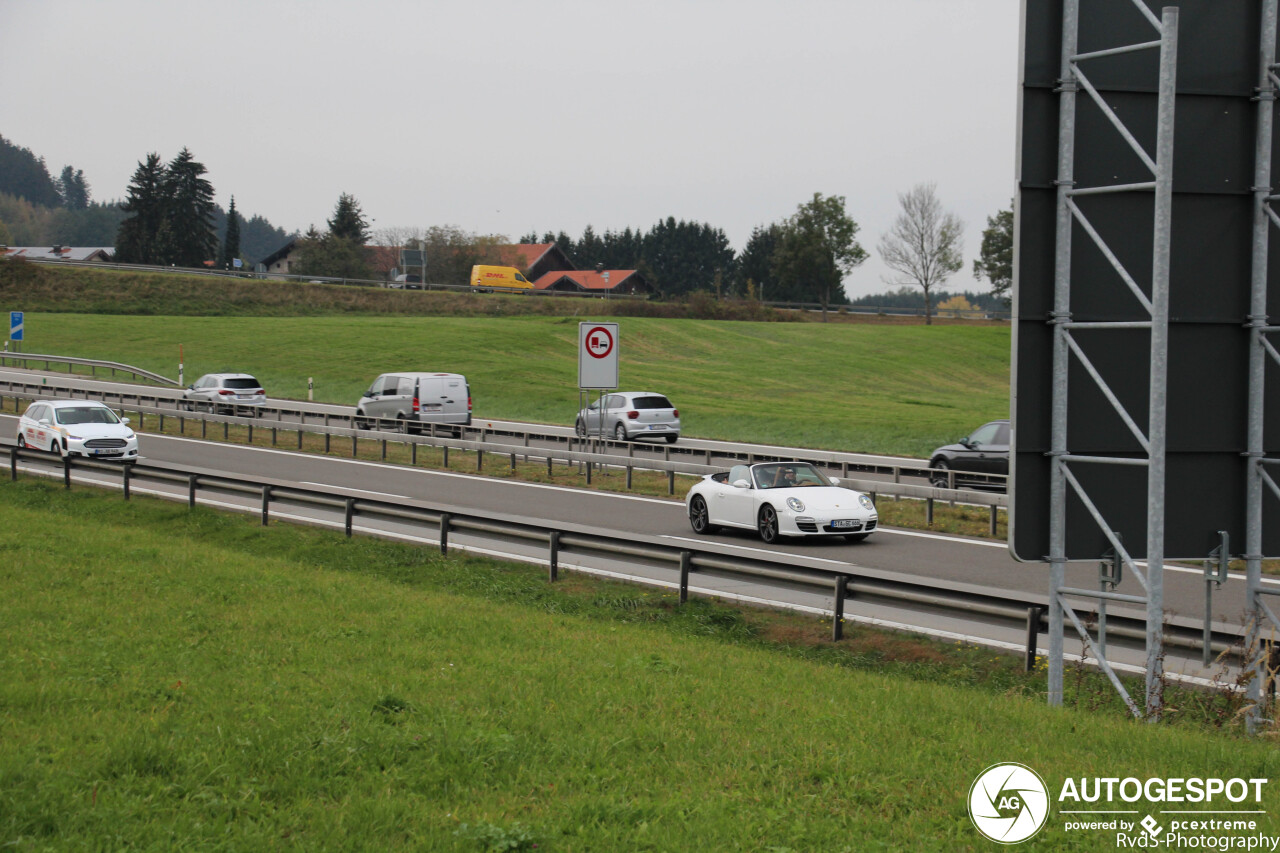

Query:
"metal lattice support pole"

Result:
[[1246, 0, 1279, 733], [1047, 0, 1080, 708], [1144, 6, 1179, 719]]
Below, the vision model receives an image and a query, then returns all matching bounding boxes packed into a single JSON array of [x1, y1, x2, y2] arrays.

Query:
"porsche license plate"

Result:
[[831, 519, 861, 530]]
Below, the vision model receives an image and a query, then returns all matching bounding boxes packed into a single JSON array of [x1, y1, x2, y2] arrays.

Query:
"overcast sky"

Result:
[[2, 0, 1020, 297]]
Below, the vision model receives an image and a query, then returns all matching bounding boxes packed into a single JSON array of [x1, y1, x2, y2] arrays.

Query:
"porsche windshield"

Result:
[[754, 463, 826, 489]]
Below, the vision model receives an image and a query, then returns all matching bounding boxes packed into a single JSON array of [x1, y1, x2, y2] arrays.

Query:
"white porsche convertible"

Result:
[[685, 461, 878, 543]]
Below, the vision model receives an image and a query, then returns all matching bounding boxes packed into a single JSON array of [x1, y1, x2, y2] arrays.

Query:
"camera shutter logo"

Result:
[[968, 763, 1050, 844]]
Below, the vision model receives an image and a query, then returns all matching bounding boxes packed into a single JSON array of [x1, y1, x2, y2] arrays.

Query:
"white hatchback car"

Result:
[[16, 400, 139, 461], [575, 391, 680, 443], [686, 462, 877, 543]]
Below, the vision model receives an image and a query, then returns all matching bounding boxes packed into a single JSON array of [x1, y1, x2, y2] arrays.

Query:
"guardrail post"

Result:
[[122, 462, 132, 500], [297, 428, 303, 450], [411, 442, 417, 465], [62, 456, 71, 489], [223, 422, 229, 441], [549, 531, 560, 582], [626, 465, 633, 489], [247, 422, 254, 444], [990, 506, 998, 538], [1025, 607, 1043, 672], [261, 486, 271, 526], [679, 551, 692, 604], [439, 513, 451, 555], [9, 447, 17, 481], [477, 449, 484, 471], [832, 574, 850, 641], [586, 459, 592, 484], [351, 435, 357, 457], [344, 498, 355, 536], [509, 452, 516, 472], [188, 475, 198, 508], [271, 426, 277, 447], [381, 439, 387, 460], [926, 498, 934, 526], [201, 418, 207, 438], [159, 413, 165, 433], [668, 471, 675, 495]]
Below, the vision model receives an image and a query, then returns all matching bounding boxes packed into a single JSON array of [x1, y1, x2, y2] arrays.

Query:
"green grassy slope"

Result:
[[18, 313, 1010, 457]]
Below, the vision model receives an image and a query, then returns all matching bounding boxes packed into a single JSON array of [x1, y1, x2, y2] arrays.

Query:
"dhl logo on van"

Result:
[[483, 273, 505, 278]]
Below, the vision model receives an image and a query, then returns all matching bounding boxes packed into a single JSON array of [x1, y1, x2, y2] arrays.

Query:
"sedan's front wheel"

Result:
[[689, 496, 717, 535], [929, 460, 951, 489], [758, 504, 781, 544], [614, 423, 628, 442]]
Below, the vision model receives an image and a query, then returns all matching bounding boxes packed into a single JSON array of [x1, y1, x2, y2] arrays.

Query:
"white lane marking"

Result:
[[876, 526, 1007, 548], [659, 534, 858, 566]]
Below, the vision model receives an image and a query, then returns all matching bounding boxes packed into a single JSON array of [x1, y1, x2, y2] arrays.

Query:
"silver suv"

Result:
[[576, 392, 680, 443], [182, 373, 266, 415]]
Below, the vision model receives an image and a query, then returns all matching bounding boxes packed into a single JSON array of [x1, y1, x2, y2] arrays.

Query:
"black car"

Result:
[[927, 419, 1009, 489]]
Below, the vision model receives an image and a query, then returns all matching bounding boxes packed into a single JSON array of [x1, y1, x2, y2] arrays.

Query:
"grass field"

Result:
[[15, 312, 1010, 458], [1, 480, 1275, 851]]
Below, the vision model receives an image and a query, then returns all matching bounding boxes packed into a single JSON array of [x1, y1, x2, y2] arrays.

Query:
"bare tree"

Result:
[[877, 183, 965, 325]]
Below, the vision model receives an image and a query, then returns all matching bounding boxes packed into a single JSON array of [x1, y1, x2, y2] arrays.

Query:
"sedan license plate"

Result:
[[831, 519, 861, 530], [649, 424, 666, 430]]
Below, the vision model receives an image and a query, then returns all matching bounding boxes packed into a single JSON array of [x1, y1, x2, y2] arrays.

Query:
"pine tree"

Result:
[[220, 195, 242, 268], [327, 193, 369, 244], [56, 166, 90, 210], [114, 153, 167, 264], [162, 148, 218, 267]]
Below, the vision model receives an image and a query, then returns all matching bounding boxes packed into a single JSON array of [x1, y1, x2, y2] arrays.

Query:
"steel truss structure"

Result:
[[1046, 1, 1179, 718], [1248, 0, 1280, 732]]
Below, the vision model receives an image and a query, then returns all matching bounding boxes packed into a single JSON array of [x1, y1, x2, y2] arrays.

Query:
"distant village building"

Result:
[[258, 238, 301, 277], [1, 246, 114, 262]]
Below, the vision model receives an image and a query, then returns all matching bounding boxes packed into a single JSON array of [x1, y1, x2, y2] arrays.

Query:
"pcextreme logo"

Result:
[[969, 763, 1051, 844]]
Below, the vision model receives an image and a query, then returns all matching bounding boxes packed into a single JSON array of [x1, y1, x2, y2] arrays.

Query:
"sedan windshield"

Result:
[[754, 463, 827, 489], [54, 406, 121, 426]]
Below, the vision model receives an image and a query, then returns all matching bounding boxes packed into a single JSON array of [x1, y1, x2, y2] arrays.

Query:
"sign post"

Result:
[[9, 311, 23, 353], [577, 323, 619, 464]]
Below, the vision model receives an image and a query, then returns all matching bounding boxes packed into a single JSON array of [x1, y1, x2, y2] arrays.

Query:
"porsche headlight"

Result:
[[859, 494, 876, 511], [786, 497, 805, 512]]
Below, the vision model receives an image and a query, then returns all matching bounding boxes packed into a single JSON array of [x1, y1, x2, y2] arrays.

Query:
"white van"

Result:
[[356, 372, 472, 428]]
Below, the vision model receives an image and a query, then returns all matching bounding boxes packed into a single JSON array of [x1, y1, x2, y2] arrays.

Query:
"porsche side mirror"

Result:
[[732, 479, 751, 489]]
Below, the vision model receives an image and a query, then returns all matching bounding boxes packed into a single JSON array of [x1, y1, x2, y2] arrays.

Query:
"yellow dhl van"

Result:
[[470, 265, 534, 292]]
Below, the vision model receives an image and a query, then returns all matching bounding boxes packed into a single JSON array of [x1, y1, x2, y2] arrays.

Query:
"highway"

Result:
[[0, 368, 1260, 686]]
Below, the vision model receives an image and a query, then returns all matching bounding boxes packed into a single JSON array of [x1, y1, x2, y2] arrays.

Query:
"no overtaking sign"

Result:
[[578, 322, 618, 390]]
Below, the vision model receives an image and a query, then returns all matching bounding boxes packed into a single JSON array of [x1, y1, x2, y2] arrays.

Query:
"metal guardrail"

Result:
[[0, 376, 1010, 520], [0, 352, 178, 386], [0, 443, 1247, 669]]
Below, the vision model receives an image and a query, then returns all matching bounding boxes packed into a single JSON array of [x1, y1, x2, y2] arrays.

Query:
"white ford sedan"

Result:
[[686, 462, 878, 543], [16, 400, 139, 461]]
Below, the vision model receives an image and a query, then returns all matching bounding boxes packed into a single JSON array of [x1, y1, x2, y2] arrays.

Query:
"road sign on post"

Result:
[[578, 323, 618, 390], [9, 311, 23, 342]]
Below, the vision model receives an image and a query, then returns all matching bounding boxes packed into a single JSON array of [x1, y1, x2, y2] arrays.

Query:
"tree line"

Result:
[[0, 136, 290, 265], [0, 132, 1014, 312]]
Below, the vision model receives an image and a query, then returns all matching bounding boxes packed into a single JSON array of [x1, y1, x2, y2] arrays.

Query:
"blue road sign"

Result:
[[10, 311, 23, 341]]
